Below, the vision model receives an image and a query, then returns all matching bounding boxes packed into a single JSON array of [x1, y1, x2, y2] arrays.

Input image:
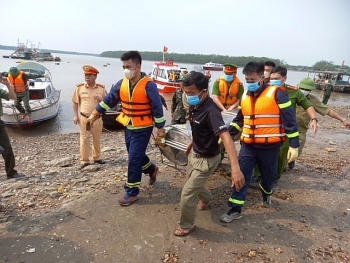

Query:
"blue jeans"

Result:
[[228, 143, 280, 210], [124, 127, 156, 197]]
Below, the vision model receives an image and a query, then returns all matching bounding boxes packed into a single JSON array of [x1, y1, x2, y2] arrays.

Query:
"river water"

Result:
[[0, 50, 348, 137]]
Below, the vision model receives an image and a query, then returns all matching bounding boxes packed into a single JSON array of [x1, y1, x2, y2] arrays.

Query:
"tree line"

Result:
[[100, 51, 348, 72]]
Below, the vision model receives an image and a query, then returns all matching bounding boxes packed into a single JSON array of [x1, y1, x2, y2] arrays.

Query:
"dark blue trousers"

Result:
[[228, 143, 280, 210], [124, 127, 156, 197]]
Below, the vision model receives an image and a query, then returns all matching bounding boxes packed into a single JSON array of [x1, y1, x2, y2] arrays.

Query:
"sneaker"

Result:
[[219, 208, 242, 223], [7, 173, 25, 179], [262, 195, 271, 208], [118, 195, 138, 206]]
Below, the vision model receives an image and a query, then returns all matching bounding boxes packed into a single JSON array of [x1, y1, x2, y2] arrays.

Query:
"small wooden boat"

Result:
[[307, 70, 350, 93]]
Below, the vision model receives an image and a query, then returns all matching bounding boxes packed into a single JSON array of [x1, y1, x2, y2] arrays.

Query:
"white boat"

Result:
[[150, 60, 182, 93], [0, 62, 60, 126], [202, 62, 224, 71]]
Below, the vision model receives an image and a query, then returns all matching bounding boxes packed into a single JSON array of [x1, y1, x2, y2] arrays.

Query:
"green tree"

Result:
[[312, 60, 336, 70]]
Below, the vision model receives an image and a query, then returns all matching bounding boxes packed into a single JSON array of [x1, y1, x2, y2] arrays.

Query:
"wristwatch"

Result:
[[311, 118, 318, 122]]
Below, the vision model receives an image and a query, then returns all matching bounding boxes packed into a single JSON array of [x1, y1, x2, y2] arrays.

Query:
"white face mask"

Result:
[[264, 71, 270, 78], [124, 68, 135, 79]]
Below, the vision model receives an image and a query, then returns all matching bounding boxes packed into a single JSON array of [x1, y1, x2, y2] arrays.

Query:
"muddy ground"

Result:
[[0, 106, 350, 263]]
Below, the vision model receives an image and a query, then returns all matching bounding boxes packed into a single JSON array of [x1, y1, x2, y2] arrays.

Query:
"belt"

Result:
[[192, 152, 212, 159], [80, 112, 90, 118]]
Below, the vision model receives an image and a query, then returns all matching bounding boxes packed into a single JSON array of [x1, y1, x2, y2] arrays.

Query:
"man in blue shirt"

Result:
[[220, 61, 300, 222], [87, 51, 165, 206]]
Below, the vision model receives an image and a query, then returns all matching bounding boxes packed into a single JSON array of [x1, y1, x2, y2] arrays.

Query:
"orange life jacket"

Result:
[[116, 76, 154, 127], [240, 85, 286, 144], [218, 76, 242, 109], [8, 71, 28, 93]]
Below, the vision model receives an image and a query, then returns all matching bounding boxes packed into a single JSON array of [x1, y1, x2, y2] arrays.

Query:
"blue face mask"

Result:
[[246, 82, 260, 92], [186, 90, 205, 106], [225, 75, 234, 82], [270, 79, 282, 86]]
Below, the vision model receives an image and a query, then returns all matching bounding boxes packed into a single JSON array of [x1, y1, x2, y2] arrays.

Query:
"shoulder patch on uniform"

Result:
[[286, 84, 298, 90], [76, 83, 84, 87], [96, 83, 105, 88]]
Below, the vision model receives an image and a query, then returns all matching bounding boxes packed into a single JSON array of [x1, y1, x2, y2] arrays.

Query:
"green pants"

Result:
[[322, 93, 331, 105], [0, 120, 17, 176], [298, 131, 307, 156], [15, 91, 32, 116], [179, 151, 221, 229]]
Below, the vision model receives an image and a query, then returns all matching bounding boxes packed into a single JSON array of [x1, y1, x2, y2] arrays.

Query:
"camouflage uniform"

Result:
[[171, 88, 186, 124]]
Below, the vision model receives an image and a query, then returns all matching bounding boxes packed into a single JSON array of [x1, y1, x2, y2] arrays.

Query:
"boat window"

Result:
[[159, 69, 166, 79], [29, 89, 45, 100], [46, 85, 52, 96]]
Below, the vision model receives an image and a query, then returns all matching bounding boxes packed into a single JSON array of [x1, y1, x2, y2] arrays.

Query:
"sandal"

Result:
[[173, 225, 196, 237]]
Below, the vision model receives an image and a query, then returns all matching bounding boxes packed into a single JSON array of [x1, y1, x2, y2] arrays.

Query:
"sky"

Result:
[[1, 0, 349, 66]]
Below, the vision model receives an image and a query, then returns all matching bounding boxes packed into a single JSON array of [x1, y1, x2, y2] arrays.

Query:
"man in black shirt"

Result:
[[173, 72, 244, 237]]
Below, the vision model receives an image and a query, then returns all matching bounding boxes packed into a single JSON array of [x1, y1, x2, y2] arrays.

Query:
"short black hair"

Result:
[[265, 61, 276, 68], [121, 51, 142, 65], [242, 61, 264, 76], [271, 66, 287, 77], [182, 72, 208, 91]]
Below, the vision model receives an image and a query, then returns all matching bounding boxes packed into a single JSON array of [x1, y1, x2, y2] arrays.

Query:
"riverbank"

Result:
[[0, 106, 350, 262]]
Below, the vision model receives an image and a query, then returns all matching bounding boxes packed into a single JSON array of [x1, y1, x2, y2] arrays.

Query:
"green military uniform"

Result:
[[254, 84, 313, 179], [5, 67, 45, 117], [171, 88, 186, 124], [322, 84, 333, 105], [0, 89, 18, 177], [277, 84, 313, 177], [297, 94, 330, 155]]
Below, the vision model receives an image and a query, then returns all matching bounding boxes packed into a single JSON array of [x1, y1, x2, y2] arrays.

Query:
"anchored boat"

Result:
[[0, 62, 61, 126]]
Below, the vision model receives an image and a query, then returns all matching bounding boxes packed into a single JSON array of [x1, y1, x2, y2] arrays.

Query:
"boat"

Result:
[[307, 70, 350, 93], [3, 39, 61, 62], [202, 62, 224, 71], [150, 60, 182, 93], [0, 62, 61, 126]]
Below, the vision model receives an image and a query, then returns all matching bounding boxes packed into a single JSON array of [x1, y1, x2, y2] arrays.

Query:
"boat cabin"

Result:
[[151, 61, 183, 83], [308, 70, 350, 93], [28, 80, 53, 100]]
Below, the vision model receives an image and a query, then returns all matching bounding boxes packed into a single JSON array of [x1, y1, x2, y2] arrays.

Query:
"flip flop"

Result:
[[173, 225, 196, 237]]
